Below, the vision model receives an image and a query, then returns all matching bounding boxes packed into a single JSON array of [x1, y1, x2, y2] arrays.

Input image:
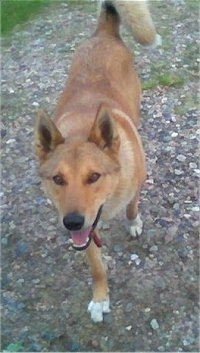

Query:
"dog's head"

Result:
[[35, 104, 120, 250]]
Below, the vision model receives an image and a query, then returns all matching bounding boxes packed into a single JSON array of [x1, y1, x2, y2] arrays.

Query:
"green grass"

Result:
[[142, 72, 185, 90], [185, 0, 200, 11], [1, 0, 52, 35], [4, 341, 25, 352]]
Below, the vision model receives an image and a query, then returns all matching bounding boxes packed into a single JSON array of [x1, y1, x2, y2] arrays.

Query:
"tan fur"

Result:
[[112, 0, 157, 45], [34, 1, 154, 321]]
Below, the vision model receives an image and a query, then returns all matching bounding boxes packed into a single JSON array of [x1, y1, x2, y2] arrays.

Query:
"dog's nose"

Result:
[[63, 213, 84, 231]]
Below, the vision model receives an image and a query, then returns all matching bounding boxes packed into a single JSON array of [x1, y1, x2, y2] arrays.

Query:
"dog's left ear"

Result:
[[35, 110, 64, 160], [88, 104, 120, 153]]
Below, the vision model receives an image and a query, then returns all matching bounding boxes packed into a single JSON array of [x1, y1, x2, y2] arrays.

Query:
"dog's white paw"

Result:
[[88, 297, 110, 322], [151, 33, 162, 48], [129, 214, 143, 237]]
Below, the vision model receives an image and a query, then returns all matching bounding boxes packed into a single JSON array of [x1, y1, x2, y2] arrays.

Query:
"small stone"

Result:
[[173, 203, 180, 210], [1, 129, 7, 138], [144, 307, 151, 313], [32, 101, 39, 107], [125, 302, 133, 312], [15, 242, 30, 257], [32, 279, 40, 284], [183, 336, 195, 346], [1, 238, 8, 246], [150, 318, 160, 330], [135, 258, 141, 266], [171, 132, 178, 137], [165, 225, 178, 243], [146, 178, 154, 184], [149, 245, 158, 252], [176, 154, 186, 162], [171, 116, 176, 122], [130, 254, 139, 261], [6, 138, 16, 144], [192, 206, 199, 212], [102, 223, 110, 230], [174, 169, 183, 175], [113, 244, 122, 253], [189, 162, 197, 169], [147, 229, 157, 237], [125, 325, 132, 331]]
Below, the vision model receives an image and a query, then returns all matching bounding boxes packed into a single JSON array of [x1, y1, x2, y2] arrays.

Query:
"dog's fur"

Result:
[[35, 0, 159, 322]]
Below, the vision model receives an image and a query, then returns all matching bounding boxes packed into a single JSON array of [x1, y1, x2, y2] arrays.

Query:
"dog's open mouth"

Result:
[[70, 205, 103, 251], [70, 227, 92, 251]]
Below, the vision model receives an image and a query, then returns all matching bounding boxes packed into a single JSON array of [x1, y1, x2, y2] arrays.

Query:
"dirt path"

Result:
[[1, 1, 199, 352]]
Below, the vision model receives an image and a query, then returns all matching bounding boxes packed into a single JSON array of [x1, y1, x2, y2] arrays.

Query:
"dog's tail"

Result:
[[96, 0, 161, 46]]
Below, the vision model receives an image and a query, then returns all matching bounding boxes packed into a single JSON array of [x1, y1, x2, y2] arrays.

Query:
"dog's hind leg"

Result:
[[86, 238, 110, 322], [126, 189, 143, 237]]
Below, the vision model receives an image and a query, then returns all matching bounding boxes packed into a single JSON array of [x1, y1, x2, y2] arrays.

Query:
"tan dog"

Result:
[[35, 0, 159, 322]]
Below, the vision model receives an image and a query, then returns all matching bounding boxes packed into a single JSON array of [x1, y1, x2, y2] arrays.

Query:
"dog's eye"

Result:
[[87, 172, 101, 184], [52, 175, 65, 186]]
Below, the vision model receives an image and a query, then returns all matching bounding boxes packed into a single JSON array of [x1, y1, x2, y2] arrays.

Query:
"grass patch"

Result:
[[174, 91, 199, 115], [157, 73, 185, 87], [67, 0, 96, 11], [142, 72, 185, 90], [185, 0, 199, 11], [1, 0, 52, 35], [4, 341, 25, 352], [142, 80, 158, 90]]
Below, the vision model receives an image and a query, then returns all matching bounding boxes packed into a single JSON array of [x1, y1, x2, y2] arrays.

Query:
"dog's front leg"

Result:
[[126, 188, 143, 237], [86, 237, 110, 322]]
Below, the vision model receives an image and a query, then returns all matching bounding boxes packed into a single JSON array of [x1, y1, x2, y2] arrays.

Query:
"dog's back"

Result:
[[55, 1, 159, 130]]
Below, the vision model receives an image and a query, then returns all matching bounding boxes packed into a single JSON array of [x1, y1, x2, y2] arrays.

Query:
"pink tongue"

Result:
[[70, 227, 92, 246]]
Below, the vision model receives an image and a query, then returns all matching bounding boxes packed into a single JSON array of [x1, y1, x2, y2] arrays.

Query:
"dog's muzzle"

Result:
[[63, 205, 103, 251]]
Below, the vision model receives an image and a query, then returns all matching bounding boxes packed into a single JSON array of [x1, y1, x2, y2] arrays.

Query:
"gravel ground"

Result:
[[1, 1, 199, 352]]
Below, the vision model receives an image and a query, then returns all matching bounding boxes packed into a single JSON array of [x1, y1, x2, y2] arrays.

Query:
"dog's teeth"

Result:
[[73, 237, 89, 248]]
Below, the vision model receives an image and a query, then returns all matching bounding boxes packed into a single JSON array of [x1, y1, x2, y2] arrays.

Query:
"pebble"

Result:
[[174, 169, 183, 175], [189, 162, 197, 169], [150, 318, 160, 330], [171, 132, 178, 137], [32, 101, 39, 107], [144, 307, 151, 313], [194, 168, 200, 174], [125, 325, 132, 331], [113, 244, 123, 253], [1, 238, 8, 246], [6, 138, 16, 144], [182, 336, 195, 346], [171, 116, 176, 122], [149, 245, 158, 252], [176, 154, 186, 162], [146, 229, 157, 237], [15, 242, 30, 257], [130, 253, 139, 261], [125, 302, 133, 312]]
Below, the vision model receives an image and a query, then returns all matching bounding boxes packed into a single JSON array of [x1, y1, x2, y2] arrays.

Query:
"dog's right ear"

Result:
[[35, 110, 64, 161]]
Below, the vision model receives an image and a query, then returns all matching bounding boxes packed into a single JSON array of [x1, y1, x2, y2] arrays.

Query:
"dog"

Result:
[[35, 0, 160, 322]]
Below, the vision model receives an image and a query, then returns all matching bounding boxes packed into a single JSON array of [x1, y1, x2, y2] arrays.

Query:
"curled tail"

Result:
[[97, 0, 161, 46]]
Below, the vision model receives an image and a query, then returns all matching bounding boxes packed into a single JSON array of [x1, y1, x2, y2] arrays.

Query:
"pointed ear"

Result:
[[88, 104, 120, 153], [35, 110, 64, 160]]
